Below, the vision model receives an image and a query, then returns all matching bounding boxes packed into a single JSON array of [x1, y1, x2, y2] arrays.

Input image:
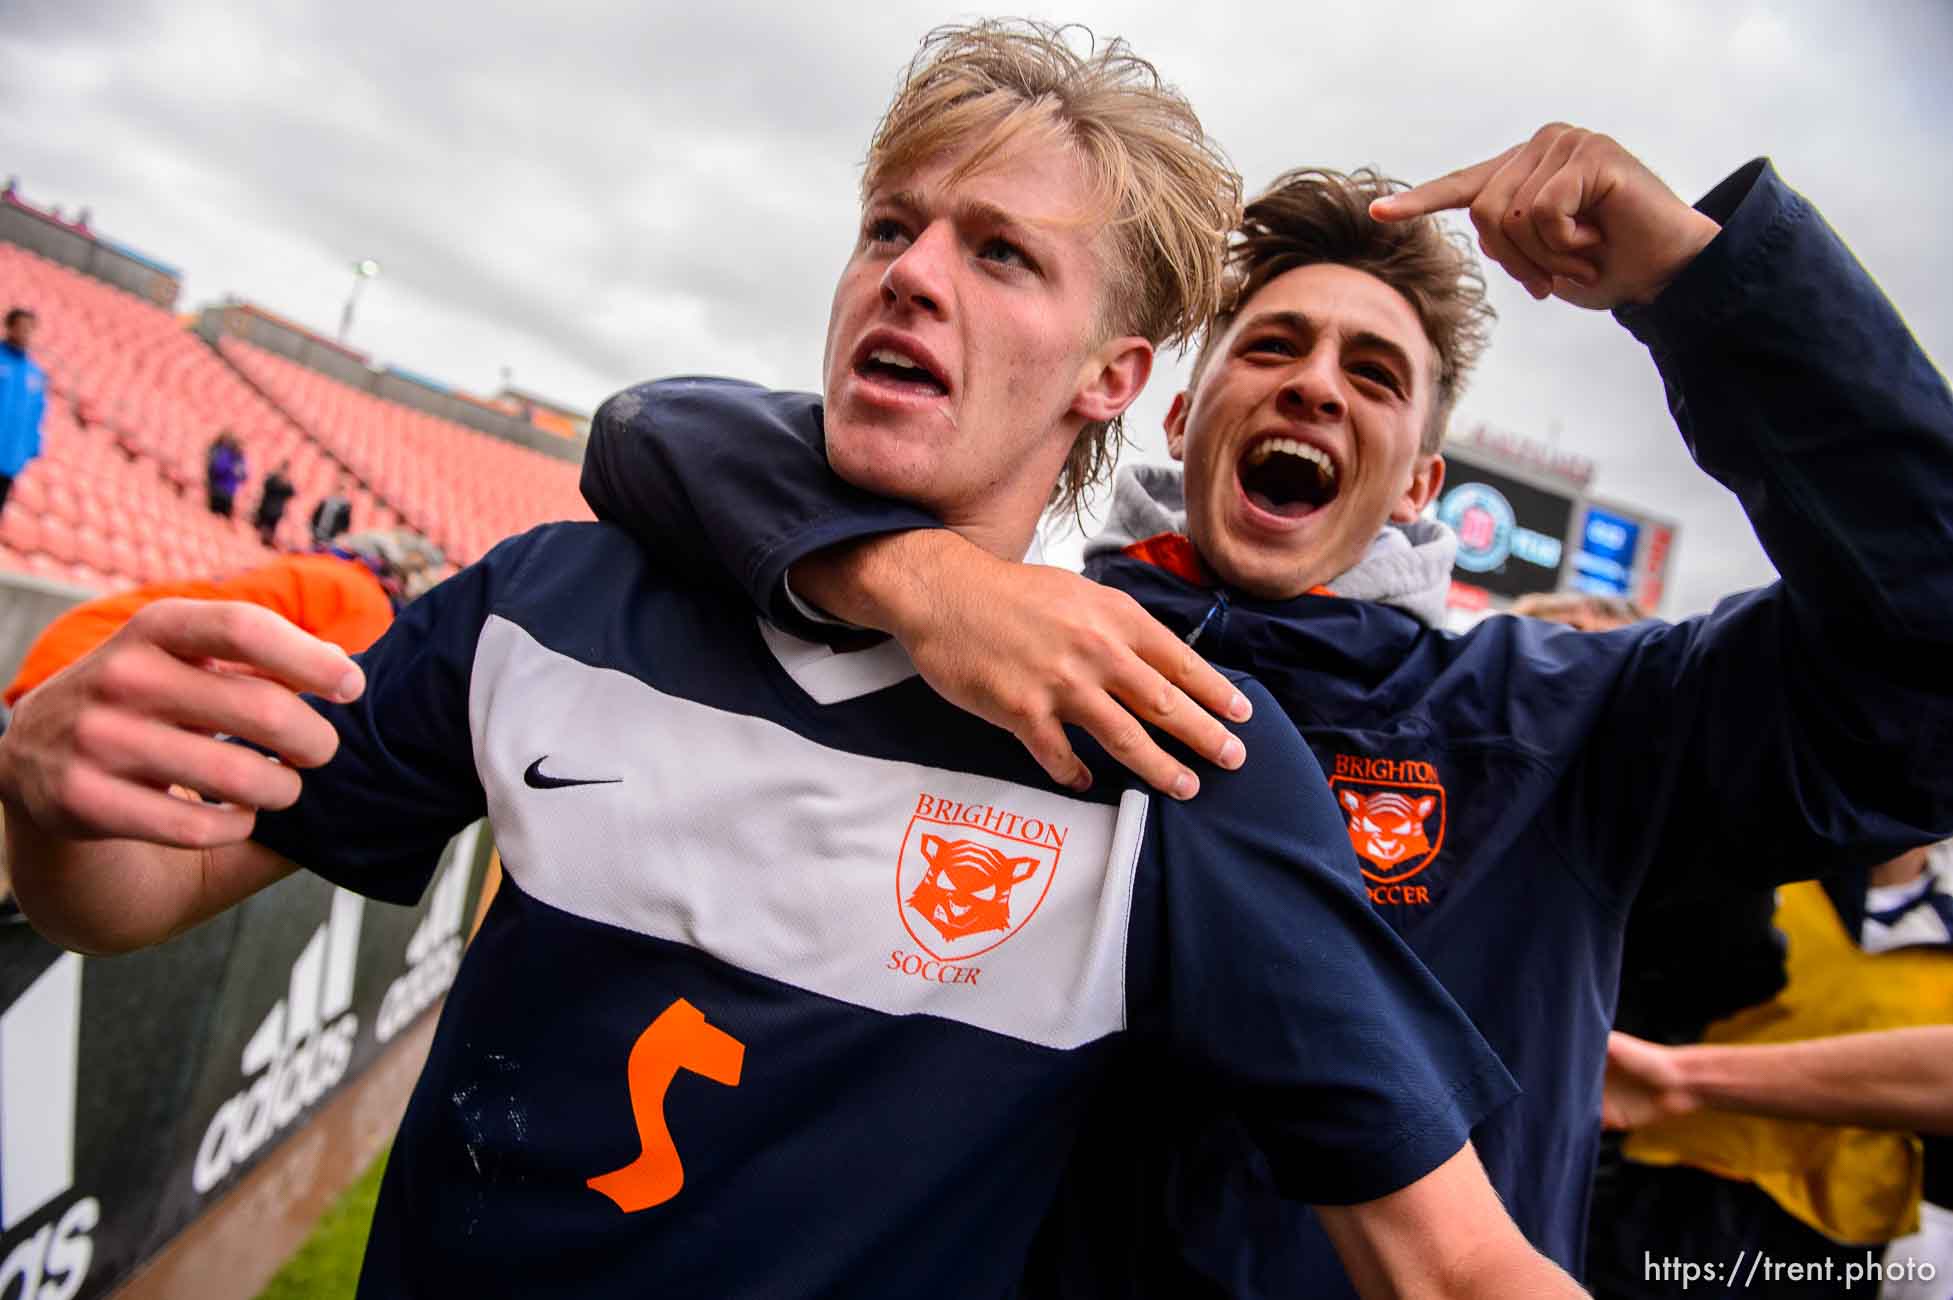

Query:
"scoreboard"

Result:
[[1436, 441, 1679, 616], [1437, 447, 1578, 601], [1569, 498, 1678, 613]]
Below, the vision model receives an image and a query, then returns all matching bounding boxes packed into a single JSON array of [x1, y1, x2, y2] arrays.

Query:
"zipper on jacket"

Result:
[[1184, 591, 1229, 650]]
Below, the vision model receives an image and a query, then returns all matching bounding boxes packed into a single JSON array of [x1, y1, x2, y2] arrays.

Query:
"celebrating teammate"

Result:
[[0, 23, 1581, 1298], [581, 124, 1953, 1291]]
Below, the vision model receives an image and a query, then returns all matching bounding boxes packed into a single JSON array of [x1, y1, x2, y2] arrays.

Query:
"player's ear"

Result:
[[1070, 336, 1153, 425], [1392, 452, 1445, 524], [1164, 392, 1191, 462]]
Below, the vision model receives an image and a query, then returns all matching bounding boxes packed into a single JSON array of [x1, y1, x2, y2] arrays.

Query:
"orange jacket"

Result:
[[5, 555, 394, 706]]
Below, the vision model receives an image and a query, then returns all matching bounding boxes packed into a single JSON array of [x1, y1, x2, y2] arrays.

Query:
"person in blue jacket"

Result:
[[0, 307, 47, 514], [577, 123, 1953, 1294]]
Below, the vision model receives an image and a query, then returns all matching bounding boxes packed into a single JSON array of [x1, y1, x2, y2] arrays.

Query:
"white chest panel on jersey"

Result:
[[469, 616, 1147, 1050]]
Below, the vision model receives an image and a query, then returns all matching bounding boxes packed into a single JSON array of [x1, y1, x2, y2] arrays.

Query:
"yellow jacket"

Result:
[[1623, 880, 1953, 1244]]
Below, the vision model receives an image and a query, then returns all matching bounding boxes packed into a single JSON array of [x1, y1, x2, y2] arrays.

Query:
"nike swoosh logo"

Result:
[[524, 757, 622, 790]]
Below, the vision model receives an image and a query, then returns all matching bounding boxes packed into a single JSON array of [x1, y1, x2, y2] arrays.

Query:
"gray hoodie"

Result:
[[1083, 463, 1458, 629]]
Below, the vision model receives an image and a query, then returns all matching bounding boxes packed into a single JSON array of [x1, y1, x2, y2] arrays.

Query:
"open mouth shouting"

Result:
[[1238, 435, 1339, 522], [851, 333, 950, 404]]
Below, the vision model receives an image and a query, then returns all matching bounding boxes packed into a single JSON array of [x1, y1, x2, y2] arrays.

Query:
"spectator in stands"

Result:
[[0, 307, 47, 514], [579, 123, 1953, 1292], [309, 476, 352, 545], [1511, 590, 1646, 630], [0, 23, 1586, 1297], [253, 459, 296, 547], [204, 432, 245, 517], [1590, 840, 1953, 1298]]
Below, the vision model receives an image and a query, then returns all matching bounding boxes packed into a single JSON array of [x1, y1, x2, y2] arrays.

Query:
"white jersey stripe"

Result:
[[469, 616, 1142, 1050]]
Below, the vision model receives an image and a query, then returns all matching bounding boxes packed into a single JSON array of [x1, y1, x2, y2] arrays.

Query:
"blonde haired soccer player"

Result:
[[2, 22, 1578, 1297]]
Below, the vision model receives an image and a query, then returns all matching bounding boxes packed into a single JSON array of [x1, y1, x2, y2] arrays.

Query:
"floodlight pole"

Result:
[[338, 259, 381, 344]]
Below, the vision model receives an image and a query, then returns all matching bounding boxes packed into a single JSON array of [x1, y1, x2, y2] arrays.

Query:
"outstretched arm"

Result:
[[1383, 125, 1953, 894], [0, 600, 360, 952], [1604, 1027, 1953, 1137], [583, 378, 1250, 799]]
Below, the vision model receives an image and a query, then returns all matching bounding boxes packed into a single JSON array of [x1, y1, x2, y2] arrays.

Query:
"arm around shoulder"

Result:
[[581, 377, 940, 622]]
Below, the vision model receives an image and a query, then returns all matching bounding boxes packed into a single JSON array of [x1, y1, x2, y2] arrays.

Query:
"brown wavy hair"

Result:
[[1192, 167, 1495, 454]]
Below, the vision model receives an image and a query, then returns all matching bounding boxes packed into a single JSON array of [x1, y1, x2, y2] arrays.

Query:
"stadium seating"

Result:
[[220, 339, 588, 566], [0, 239, 590, 594], [0, 244, 293, 588]]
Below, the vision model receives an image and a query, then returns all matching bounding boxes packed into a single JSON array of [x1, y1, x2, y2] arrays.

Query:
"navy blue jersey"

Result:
[[250, 522, 1513, 1298], [576, 159, 1953, 1291]]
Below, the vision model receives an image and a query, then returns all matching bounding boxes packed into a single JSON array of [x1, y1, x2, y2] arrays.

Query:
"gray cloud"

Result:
[[3, 0, 1948, 615]]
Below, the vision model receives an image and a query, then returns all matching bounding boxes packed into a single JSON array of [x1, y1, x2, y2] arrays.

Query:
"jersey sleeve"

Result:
[[1555, 159, 1953, 900], [245, 535, 530, 904], [580, 376, 944, 636], [1125, 678, 1518, 1206]]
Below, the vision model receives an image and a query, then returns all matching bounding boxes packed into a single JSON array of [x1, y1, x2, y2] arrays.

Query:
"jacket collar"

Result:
[[1086, 462, 1456, 628]]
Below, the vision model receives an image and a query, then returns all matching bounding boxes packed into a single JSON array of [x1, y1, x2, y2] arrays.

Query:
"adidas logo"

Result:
[[0, 952, 100, 1298], [192, 889, 364, 1195], [375, 827, 479, 1045]]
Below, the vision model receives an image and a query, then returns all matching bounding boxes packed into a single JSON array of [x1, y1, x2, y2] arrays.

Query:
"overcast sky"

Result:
[[4, 0, 1949, 615]]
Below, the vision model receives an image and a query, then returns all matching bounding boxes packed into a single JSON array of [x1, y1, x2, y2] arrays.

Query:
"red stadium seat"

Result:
[[76, 530, 114, 576], [105, 536, 140, 581], [8, 471, 48, 515], [65, 564, 109, 593], [39, 518, 80, 565], [0, 510, 43, 554], [41, 479, 79, 525]]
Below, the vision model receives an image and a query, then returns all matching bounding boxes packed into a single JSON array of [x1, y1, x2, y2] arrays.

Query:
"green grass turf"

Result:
[[254, 1147, 388, 1299]]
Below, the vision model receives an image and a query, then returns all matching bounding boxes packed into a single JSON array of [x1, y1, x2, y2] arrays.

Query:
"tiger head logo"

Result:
[[905, 834, 1040, 943], [1340, 790, 1437, 874]]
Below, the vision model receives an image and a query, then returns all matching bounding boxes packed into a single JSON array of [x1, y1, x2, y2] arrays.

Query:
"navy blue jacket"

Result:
[[577, 160, 1953, 1290]]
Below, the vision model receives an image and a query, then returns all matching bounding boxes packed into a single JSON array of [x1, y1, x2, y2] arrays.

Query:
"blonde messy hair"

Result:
[[865, 20, 1241, 517]]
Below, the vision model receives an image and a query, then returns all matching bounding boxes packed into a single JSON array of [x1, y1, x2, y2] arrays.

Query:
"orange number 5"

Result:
[[587, 997, 745, 1212]]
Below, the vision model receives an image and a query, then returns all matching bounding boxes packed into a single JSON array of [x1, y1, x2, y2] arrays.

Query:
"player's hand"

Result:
[[1371, 123, 1721, 308], [1601, 1031, 1697, 1131], [795, 537, 1250, 799], [0, 599, 362, 848]]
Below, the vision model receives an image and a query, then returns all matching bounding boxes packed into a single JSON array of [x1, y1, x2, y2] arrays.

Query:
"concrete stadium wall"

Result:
[[373, 368, 586, 464], [197, 303, 585, 467], [194, 302, 375, 392], [0, 571, 96, 695], [0, 203, 182, 310]]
